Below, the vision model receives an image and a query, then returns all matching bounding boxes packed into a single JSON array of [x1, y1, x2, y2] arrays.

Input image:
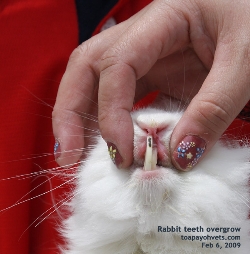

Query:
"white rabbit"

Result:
[[62, 98, 250, 254]]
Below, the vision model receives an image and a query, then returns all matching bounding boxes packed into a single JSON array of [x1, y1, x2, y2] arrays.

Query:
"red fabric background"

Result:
[[0, 1, 78, 253], [0, 0, 249, 253]]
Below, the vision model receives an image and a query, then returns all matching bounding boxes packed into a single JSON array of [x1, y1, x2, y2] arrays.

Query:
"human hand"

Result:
[[52, 0, 250, 170]]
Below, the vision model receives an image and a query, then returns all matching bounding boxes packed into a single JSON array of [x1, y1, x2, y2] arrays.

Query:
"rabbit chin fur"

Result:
[[61, 105, 250, 254]]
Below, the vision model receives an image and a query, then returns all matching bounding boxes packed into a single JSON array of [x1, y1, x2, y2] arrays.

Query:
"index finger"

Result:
[[98, 0, 191, 168], [52, 3, 155, 167]]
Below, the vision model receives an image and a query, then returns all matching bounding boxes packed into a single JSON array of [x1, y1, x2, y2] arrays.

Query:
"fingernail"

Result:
[[54, 138, 61, 160], [107, 142, 123, 167], [173, 135, 206, 171]]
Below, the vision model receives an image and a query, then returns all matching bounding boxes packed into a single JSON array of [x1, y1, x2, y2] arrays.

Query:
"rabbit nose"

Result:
[[137, 120, 169, 136]]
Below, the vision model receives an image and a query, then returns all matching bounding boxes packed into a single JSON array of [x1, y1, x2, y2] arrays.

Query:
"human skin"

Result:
[[52, 0, 250, 170]]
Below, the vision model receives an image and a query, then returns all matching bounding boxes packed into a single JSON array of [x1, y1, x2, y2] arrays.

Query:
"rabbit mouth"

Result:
[[134, 133, 171, 170], [132, 135, 173, 179], [132, 135, 163, 179], [142, 135, 171, 171]]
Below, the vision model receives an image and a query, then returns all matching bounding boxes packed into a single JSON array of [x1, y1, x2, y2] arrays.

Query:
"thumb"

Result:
[[170, 46, 250, 171]]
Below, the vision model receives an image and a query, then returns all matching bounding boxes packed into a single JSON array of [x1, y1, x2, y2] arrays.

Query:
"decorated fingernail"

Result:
[[173, 135, 206, 171], [54, 139, 61, 160], [107, 142, 123, 167]]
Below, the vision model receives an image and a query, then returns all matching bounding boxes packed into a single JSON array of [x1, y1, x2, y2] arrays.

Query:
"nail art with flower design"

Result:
[[173, 135, 206, 171], [54, 138, 61, 160], [107, 142, 123, 167]]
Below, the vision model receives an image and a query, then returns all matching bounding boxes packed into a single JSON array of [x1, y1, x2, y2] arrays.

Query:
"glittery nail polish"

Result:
[[173, 135, 206, 171], [54, 139, 61, 160], [107, 142, 123, 167]]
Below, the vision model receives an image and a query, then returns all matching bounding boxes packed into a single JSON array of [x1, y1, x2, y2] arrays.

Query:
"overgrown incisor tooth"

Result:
[[151, 148, 157, 169], [144, 135, 153, 171]]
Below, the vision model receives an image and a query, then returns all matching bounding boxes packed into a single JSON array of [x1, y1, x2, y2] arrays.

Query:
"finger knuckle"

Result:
[[68, 42, 94, 67], [194, 94, 234, 134], [100, 47, 123, 72], [68, 47, 82, 66]]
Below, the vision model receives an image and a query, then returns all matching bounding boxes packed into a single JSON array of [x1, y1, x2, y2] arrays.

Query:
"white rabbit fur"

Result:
[[62, 99, 250, 254]]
